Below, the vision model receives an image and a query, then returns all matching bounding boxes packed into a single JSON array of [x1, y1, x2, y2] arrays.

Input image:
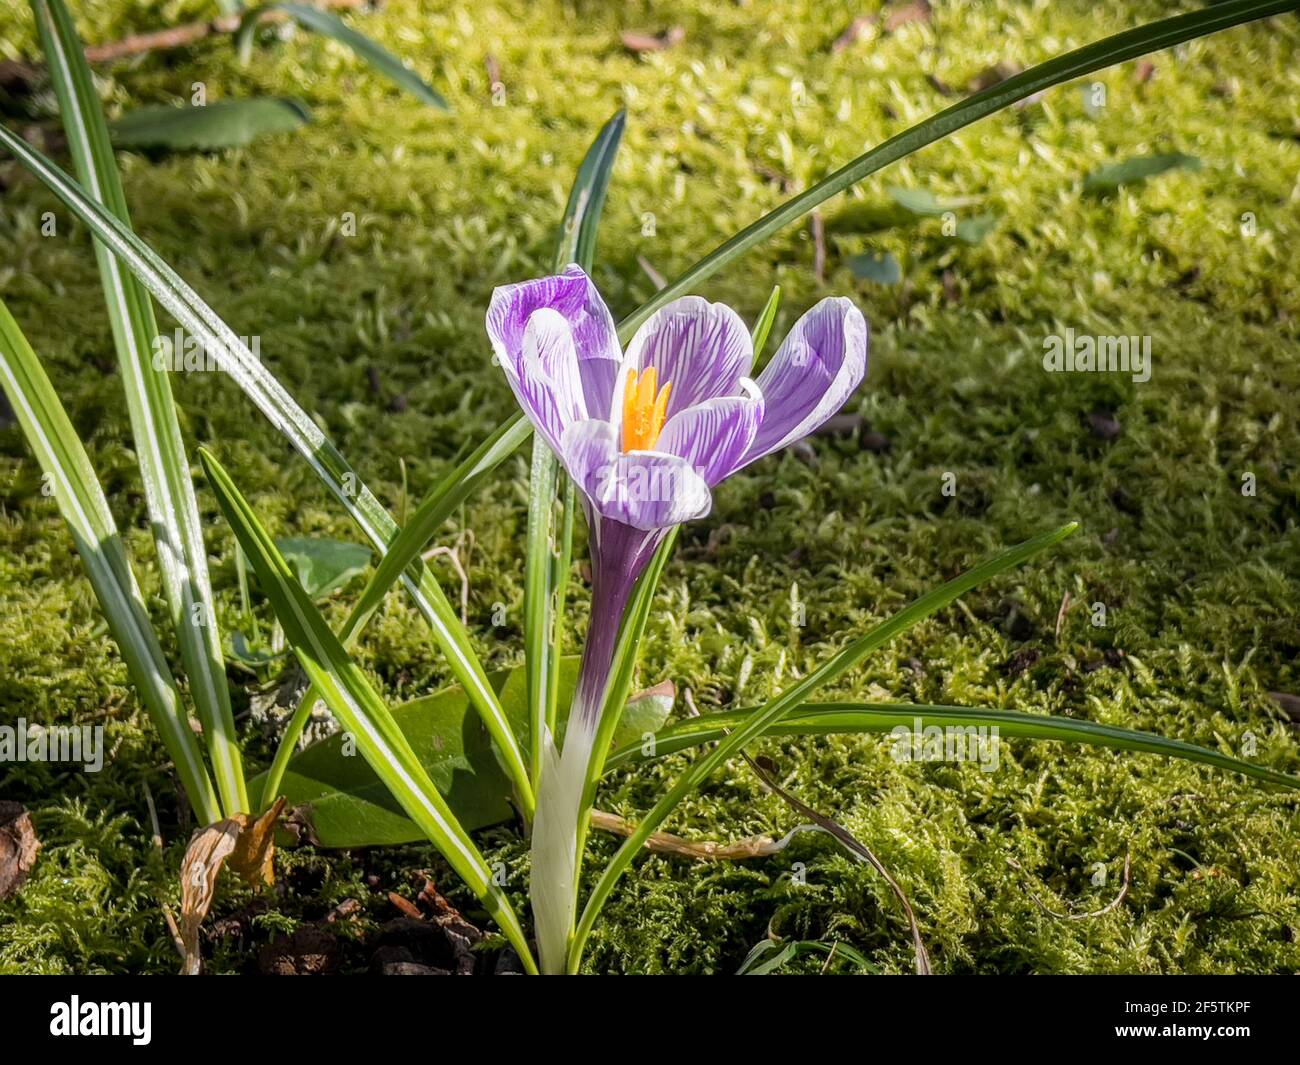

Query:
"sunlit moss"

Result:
[[0, 0, 1296, 973]]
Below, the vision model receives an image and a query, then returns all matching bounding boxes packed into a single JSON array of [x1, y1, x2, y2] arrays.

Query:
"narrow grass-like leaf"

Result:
[[526, 109, 627, 784], [615, 0, 1291, 341], [332, 413, 530, 651], [34, 0, 248, 814], [561, 109, 625, 271], [1083, 151, 1201, 193], [547, 475, 576, 737], [0, 300, 221, 824], [523, 438, 559, 784], [236, 3, 449, 109], [0, 123, 532, 814], [198, 447, 536, 972], [749, 285, 781, 359], [605, 702, 1300, 790], [570, 522, 1079, 970], [258, 365, 531, 813], [110, 98, 311, 151]]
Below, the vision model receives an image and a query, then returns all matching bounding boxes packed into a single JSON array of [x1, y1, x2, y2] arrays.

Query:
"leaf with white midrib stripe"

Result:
[[0, 300, 222, 824], [34, 0, 248, 815], [0, 117, 532, 815], [199, 447, 537, 974]]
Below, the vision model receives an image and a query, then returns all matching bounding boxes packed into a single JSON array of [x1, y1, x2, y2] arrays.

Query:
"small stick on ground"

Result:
[[143, 781, 186, 961], [485, 54, 505, 101], [809, 212, 826, 284], [588, 809, 790, 860], [1054, 590, 1073, 643], [422, 530, 473, 624], [1006, 852, 1133, 920], [637, 255, 667, 291]]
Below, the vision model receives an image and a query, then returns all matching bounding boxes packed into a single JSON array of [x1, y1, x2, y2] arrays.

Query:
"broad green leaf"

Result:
[[236, 3, 449, 110], [1083, 152, 1201, 193], [848, 251, 901, 284], [0, 122, 532, 815], [887, 185, 981, 217], [570, 523, 1079, 971], [273, 536, 371, 600], [227, 630, 284, 667], [198, 446, 536, 972], [250, 661, 580, 847], [611, 683, 674, 751], [605, 702, 1300, 790], [0, 300, 221, 824], [33, 0, 248, 813], [616, 0, 1289, 341], [955, 213, 998, 245], [110, 98, 311, 150]]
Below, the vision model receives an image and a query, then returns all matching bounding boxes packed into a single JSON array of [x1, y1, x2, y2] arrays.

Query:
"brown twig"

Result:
[[422, 529, 473, 624], [809, 211, 826, 284], [143, 781, 186, 961], [1054, 590, 1073, 643], [1006, 852, 1133, 920], [637, 254, 668, 291], [2, 0, 368, 78], [589, 809, 792, 859], [738, 750, 932, 974]]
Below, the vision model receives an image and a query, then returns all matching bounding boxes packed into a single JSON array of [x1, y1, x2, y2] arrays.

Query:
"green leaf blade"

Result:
[[607, 702, 1300, 791], [35, 0, 248, 814], [198, 447, 536, 972], [110, 98, 311, 151], [570, 522, 1079, 970], [0, 120, 532, 817], [240, 3, 449, 110], [0, 300, 221, 824]]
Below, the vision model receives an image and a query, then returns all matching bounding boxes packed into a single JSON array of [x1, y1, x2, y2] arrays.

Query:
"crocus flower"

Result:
[[486, 265, 868, 972]]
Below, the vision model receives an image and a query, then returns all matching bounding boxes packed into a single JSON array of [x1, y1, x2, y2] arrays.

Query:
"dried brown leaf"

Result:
[[178, 818, 241, 975], [228, 797, 285, 888], [884, 0, 931, 33], [178, 799, 286, 975], [0, 802, 39, 901], [831, 15, 878, 53], [622, 27, 685, 53]]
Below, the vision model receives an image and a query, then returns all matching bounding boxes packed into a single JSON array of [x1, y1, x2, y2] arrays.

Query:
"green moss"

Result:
[[1, 0, 1297, 973]]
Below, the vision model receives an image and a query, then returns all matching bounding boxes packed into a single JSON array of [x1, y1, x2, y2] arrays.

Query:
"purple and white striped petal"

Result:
[[656, 384, 764, 487], [486, 264, 622, 415], [740, 297, 868, 466], [622, 296, 753, 421], [498, 309, 587, 454], [559, 420, 712, 531]]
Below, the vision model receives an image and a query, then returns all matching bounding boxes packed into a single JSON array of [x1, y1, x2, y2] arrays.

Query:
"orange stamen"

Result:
[[620, 366, 672, 452]]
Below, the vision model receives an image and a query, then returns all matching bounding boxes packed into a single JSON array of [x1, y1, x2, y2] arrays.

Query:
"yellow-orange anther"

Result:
[[620, 366, 672, 452]]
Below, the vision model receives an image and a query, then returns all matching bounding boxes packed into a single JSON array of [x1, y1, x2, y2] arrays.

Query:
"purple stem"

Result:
[[569, 516, 665, 735]]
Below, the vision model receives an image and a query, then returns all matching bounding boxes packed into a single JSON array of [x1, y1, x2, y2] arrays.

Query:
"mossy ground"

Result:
[[1, 0, 1297, 974]]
